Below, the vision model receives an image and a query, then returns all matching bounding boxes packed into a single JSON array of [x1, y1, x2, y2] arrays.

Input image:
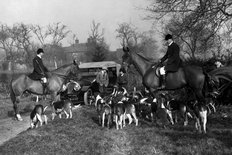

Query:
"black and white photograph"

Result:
[[0, 0, 232, 154]]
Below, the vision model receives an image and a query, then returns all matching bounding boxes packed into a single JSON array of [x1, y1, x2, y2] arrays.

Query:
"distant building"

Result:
[[63, 38, 93, 62], [63, 38, 123, 63]]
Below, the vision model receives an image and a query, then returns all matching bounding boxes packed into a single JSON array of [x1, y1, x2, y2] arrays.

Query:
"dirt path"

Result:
[[0, 115, 30, 146]]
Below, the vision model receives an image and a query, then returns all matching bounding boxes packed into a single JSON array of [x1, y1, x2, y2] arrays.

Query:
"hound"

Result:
[[51, 100, 73, 120], [30, 104, 48, 129], [113, 96, 138, 130]]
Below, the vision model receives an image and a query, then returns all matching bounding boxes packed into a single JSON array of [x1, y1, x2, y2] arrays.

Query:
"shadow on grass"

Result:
[[161, 114, 232, 153]]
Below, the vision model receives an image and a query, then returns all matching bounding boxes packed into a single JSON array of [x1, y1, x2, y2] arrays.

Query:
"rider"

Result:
[[158, 34, 182, 89], [117, 67, 128, 91], [31, 48, 49, 94]]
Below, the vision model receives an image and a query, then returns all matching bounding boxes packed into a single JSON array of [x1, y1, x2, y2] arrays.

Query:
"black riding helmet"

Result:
[[165, 34, 173, 40], [37, 48, 44, 54]]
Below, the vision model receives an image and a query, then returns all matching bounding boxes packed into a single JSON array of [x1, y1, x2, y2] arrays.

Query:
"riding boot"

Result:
[[42, 83, 47, 95], [160, 75, 166, 89]]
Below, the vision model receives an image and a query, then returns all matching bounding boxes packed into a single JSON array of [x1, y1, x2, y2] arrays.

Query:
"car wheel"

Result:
[[84, 89, 95, 105]]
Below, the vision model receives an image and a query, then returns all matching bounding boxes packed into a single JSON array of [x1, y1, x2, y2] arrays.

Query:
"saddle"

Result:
[[153, 66, 186, 89]]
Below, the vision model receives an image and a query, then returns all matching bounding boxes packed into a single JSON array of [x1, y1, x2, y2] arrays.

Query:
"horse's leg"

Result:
[[13, 97, 23, 121], [10, 84, 23, 121]]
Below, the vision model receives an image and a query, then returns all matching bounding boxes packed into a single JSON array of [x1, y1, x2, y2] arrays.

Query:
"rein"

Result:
[[51, 72, 69, 79]]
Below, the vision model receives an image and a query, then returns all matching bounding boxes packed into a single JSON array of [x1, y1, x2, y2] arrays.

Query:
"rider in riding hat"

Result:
[[31, 48, 49, 94], [159, 34, 182, 89]]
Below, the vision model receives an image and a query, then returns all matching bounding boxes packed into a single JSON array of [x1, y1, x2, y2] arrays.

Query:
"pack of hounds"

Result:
[[30, 100, 73, 129], [30, 85, 216, 133], [94, 87, 216, 133], [30, 80, 79, 129]]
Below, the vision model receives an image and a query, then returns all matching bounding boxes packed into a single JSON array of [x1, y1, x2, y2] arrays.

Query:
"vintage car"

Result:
[[60, 61, 121, 105]]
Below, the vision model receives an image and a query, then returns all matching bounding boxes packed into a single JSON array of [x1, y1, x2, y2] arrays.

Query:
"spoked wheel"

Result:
[[84, 89, 95, 105]]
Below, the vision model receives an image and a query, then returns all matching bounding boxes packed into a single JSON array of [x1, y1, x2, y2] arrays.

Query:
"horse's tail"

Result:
[[9, 79, 16, 104]]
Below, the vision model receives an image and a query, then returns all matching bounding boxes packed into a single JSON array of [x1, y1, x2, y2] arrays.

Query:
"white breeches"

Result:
[[41, 77, 47, 83], [160, 66, 166, 75]]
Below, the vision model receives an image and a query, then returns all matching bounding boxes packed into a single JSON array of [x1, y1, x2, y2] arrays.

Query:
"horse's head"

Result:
[[122, 47, 133, 67]]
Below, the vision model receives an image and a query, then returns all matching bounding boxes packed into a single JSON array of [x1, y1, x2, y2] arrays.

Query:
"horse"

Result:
[[9, 60, 79, 121], [122, 47, 209, 133]]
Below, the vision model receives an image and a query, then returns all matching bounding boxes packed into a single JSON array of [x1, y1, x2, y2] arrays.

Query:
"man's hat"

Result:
[[165, 34, 173, 40], [37, 48, 44, 54]]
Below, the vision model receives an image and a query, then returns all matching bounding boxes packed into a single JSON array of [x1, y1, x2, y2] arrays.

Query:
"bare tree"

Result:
[[0, 24, 16, 60], [164, 16, 219, 59], [147, 0, 232, 20], [138, 30, 159, 59], [146, 0, 232, 59], [11, 23, 35, 64], [47, 22, 70, 45], [31, 25, 50, 46], [116, 22, 140, 47]]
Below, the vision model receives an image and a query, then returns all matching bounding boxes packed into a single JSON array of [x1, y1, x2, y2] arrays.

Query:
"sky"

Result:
[[0, 0, 156, 51]]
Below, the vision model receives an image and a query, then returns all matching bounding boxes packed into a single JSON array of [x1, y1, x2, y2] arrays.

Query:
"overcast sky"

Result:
[[0, 0, 154, 50]]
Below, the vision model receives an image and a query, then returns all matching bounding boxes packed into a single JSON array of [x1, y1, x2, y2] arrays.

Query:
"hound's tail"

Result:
[[43, 106, 48, 113], [41, 106, 49, 116]]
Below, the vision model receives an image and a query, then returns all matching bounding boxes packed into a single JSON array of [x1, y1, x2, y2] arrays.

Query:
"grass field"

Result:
[[0, 99, 232, 155]]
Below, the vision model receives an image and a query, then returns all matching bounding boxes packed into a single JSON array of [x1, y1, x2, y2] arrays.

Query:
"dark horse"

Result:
[[122, 47, 209, 133], [10, 60, 79, 121]]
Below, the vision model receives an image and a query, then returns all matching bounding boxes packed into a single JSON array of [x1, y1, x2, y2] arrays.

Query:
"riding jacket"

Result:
[[160, 42, 182, 72], [29, 55, 48, 80]]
